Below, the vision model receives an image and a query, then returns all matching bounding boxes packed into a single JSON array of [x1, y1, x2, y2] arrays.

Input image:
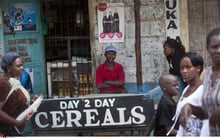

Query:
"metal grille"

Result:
[[43, 0, 89, 37], [43, 0, 90, 61], [43, 0, 92, 97]]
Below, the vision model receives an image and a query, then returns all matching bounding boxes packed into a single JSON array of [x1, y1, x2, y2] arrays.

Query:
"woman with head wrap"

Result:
[[0, 52, 34, 136]]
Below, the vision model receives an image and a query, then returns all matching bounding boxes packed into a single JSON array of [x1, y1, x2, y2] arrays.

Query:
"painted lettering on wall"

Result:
[[7, 38, 38, 63], [165, 0, 180, 40], [32, 95, 154, 130]]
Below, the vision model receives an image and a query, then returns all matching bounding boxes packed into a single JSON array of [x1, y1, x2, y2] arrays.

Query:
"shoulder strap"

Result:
[[5, 87, 15, 103], [5, 78, 19, 103], [6, 77, 31, 105]]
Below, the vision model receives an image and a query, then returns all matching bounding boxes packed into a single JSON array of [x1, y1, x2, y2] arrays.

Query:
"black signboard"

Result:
[[31, 94, 154, 135]]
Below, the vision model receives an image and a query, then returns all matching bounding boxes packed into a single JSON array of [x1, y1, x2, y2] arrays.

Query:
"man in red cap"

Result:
[[96, 45, 126, 93]]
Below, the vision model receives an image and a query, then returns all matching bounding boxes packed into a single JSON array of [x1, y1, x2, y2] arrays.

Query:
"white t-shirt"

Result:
[[167, 85, 209, 136]]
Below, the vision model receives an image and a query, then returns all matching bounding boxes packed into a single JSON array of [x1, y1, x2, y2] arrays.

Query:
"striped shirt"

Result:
[[202, 67, 220, 136]]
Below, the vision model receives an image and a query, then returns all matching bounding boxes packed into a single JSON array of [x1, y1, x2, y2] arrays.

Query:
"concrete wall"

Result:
[[0, 0, 218, 95], [89, 0, 169, 95], [89, 0, 220, 95], [188, 0, 220, 67]]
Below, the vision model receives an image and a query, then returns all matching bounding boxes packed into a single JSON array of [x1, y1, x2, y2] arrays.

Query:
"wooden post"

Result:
[[134, 0, 143, 86]]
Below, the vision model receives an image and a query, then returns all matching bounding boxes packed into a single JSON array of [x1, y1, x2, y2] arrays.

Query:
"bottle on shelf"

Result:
[[57, 69, 63, 81], [59, 86, 64, 97], [63, 69, 69, 80], [51, 70, 57, 81]]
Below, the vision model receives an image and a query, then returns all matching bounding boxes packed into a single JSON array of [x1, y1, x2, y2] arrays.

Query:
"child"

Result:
[[145, 74, 179, 136]]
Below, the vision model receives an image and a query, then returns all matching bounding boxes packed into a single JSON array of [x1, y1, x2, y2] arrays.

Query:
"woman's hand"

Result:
[[16, 110, 34, 132], [24, 110, 34, 121], [15, 118, 26, 131], [210, 106, 220, 126], [180, 103, 192, 128], [31, 94, 43, 104]]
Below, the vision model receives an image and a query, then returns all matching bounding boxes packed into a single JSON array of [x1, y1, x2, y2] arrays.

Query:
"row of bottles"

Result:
[[48, 61, 93, 98], [78, 84, 94, 96], [58, 87, 71, 97], [56, 83, 93, 97], [51, 69, 70, 81], [78, 74, 93, 96], [102, 11, 120, 33], [51, 61, 76, 81], [78, 74, 92, 83], [52, 73, 93, 97], [53, 83, 75, 97]]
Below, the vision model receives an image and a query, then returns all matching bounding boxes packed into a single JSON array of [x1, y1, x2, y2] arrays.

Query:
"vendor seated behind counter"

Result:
[[96, 45, 127, 94]]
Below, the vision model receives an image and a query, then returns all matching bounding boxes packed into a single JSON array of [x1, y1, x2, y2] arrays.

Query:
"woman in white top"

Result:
[[167, 52, 205, 136]]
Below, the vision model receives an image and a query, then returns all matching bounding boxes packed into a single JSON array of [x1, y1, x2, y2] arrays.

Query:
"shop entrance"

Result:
[[42, 0, 92, 98]]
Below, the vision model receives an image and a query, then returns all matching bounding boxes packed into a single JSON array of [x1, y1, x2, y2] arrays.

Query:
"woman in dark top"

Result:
[[163, 39, 187, 94]]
